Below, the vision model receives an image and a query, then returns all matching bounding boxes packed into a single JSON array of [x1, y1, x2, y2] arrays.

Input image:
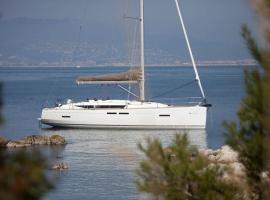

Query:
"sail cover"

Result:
[[77, 69, 141, 84]]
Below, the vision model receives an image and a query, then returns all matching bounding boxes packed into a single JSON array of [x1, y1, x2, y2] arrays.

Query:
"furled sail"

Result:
[[76, 69, 141, 84]]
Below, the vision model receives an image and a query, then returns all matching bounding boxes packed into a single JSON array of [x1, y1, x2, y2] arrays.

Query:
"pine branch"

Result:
[[241, 25, 263, 66]]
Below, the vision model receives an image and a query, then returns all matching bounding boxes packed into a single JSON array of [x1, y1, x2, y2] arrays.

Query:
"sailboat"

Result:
[[40, 0, 210, 129]]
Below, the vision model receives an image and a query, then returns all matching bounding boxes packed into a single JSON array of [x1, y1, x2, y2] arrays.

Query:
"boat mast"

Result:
[[174, 0, 206, 101], [139, 0, 145, 101]]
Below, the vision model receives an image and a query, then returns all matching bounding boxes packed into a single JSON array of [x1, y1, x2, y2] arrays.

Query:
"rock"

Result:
[[261, 171, 270, 181], [199, 149, 224, 163], [198, 145, 249, 195], [0, 136, 9, 147], [212, 149, 221, 156], [22, 135, 50, 145], [200, 145, 247, 185], [200, 146, 239, 164], [208, 154, 217, 162], [6, 134, 66, 148], [50, 135, 66, 145], [199, 149, 214, 157], [51, 162, 68, 171], [6, 140, 31, 148], [216, 145, 239, 163], [221, 162, 247, 184], [229, 162, 246, 177]]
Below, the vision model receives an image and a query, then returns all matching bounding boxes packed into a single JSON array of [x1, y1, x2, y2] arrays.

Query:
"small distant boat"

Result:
[[76, 65, 81, 69], [40, 0, 210, 129]]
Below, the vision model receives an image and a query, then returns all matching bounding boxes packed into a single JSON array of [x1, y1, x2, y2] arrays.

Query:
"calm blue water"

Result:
[[0, 66, 248, 199]]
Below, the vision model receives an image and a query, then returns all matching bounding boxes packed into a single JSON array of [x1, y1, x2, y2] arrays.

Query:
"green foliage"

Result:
[[223, 36, 264, 200], [241, 25, 264, 65], [243, 1, 270, 199], [0, 76, 53, 199], [136, 134, 241, 200], [224, 1, 270, 199], [224, 65, 264, 184], [0, 83, 3, 125], [0, 150, 53, 200]]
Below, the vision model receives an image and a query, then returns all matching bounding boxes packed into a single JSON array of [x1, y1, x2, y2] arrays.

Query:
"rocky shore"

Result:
[[199, 145, 269, 198], [199, 145, 247, 183], [0, 135, 66, 148], [51, 162, 69, 171]]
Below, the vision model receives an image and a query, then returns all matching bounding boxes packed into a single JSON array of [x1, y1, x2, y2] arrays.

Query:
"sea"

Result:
[[0, 66, 249, 199]]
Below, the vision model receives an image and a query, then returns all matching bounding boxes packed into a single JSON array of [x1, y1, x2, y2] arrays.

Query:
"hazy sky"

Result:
[[0, 0, 258, 60]]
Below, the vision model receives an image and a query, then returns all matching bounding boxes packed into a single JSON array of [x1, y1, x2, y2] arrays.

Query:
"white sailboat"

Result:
[[40, 0, 211, 129]]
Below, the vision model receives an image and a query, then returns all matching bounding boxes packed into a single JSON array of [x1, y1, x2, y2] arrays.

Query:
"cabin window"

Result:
[[159, 114, 170, 117], [62, 116, 71, 118], [119, 112, 129, 115], [107, 112, 117, 115]]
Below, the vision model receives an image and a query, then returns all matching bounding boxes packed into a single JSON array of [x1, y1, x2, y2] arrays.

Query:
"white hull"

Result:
[[41, 101, 207, 129]]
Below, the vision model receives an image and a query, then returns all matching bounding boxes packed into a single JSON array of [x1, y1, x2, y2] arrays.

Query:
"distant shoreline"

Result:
[[0, 63, 258, 68]]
